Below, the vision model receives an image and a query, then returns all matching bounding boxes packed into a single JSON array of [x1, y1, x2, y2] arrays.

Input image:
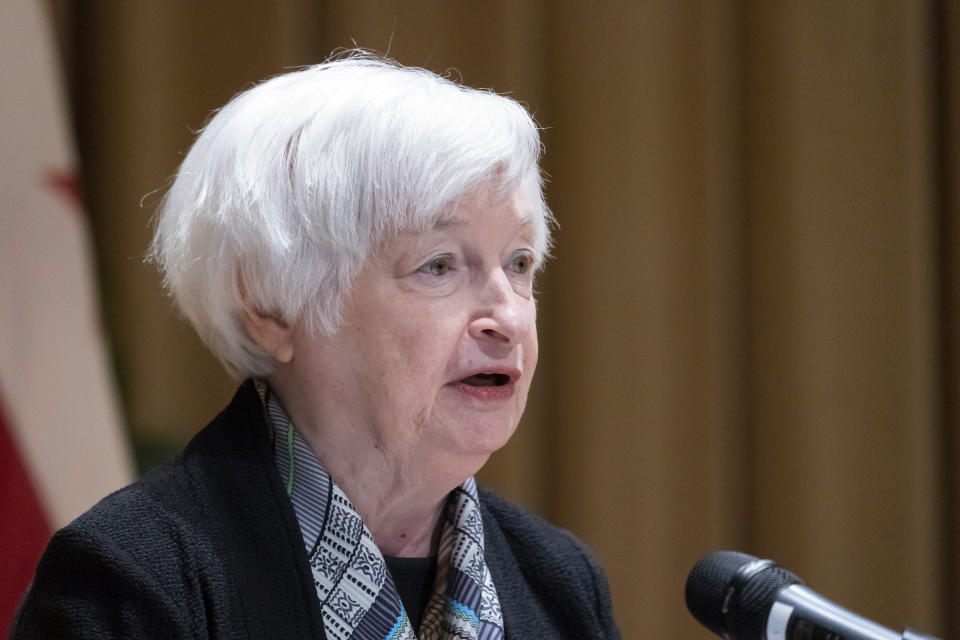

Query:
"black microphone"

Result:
[[684, 550, 941, 640]]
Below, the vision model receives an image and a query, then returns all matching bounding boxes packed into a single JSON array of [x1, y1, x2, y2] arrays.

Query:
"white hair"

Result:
[[151, 52, 552, 378]]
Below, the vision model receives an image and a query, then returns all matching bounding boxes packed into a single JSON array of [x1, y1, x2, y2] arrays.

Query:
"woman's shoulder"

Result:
[[477, 488, 622, 639], [477, 487, 596, 565], [11, 471, 210, 639], [479, 488, 564, 537], [12, 384, 301, 639], [61, 451, 206, 548], [74, 380, 277, 541], [34, 454, 217, 598], [51, 381, 280, 563]]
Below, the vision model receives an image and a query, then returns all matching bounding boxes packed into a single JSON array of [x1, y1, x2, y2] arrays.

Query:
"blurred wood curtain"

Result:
[[48, 1, 958, 637]]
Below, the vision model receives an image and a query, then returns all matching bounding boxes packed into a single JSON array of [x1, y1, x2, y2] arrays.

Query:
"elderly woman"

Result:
[[13, 54, 619, 639]]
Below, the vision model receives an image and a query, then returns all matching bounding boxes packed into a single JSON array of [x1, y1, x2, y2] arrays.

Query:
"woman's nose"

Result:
[[468, 270, 534, 345]]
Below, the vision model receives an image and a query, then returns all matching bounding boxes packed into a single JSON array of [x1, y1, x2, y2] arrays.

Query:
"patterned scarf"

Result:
[[259, 385, 505, 640]]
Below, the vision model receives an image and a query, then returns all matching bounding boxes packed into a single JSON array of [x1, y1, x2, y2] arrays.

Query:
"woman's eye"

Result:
[[418, 255, 453, 277], [509, 252, 535, 274]]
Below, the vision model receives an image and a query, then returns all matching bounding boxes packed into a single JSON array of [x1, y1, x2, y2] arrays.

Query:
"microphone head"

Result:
[[685, 550, 802, 640]]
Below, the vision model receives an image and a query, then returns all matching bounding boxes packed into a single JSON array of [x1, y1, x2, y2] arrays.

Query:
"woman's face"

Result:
[[287, 188, 540, 475]]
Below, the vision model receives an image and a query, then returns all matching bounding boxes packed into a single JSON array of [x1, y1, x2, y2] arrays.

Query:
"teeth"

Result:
[[462, 373, 505, 387]]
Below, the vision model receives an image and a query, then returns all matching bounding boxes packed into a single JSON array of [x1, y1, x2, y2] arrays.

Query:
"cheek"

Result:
[[370, 309, 461, 385]]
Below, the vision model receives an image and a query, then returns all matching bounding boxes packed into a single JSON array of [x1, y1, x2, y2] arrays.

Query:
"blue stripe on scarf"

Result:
[[447, 598, 479, 627]]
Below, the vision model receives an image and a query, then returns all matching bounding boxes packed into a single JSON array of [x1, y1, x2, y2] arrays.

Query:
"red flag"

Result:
[[0, 0, 135, 633], [0, 397, 50, 634]]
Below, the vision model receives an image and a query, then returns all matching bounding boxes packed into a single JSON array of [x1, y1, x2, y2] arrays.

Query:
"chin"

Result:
[[452, 415, 520, 458]]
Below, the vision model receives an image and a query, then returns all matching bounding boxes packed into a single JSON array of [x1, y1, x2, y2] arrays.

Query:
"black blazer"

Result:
[[12, 381, 620, 639]]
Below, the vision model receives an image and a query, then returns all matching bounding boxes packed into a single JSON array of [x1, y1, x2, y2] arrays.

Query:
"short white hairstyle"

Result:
[[151, 52, 552, 378]]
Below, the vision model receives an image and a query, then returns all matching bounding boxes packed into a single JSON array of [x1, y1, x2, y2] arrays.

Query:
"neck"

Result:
[[268, 375, 481, 557], [317, 440, 450, 556], [351, 479, 447, 557], [319, 442, 451, 557]]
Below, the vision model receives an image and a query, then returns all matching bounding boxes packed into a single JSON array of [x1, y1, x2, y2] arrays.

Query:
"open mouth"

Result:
[[460, 373, 511, 387]]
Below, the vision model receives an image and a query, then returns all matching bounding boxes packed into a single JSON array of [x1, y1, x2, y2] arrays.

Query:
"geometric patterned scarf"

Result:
[[259, 384, 505, 640]]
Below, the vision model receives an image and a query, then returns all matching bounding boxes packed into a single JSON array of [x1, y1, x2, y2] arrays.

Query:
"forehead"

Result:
[[374, 185, 546, 265], [425, 187, 535, 230]]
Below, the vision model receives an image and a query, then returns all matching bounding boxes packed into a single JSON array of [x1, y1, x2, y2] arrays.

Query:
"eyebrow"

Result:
[[430, 212, 534, 230], [431, 217, 465, 230]]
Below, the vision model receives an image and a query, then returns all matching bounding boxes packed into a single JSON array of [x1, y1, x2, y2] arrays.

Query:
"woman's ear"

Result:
[[237, 272, 294, 364], [241, 304, 294, 364]]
